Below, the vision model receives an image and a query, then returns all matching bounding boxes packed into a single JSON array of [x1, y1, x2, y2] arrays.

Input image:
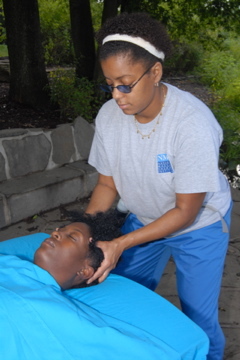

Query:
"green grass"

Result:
[[0, 45, 8, 57]]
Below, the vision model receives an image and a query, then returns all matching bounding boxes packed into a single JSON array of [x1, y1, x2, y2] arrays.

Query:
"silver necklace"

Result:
[[134, 86, 166, 139]]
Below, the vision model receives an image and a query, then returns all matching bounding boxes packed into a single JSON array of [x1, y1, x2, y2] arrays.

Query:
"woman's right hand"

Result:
[[87, 237, 124, 284]]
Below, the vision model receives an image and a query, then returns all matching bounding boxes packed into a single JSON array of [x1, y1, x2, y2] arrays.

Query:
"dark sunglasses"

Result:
[[100, 64, 154, 94]]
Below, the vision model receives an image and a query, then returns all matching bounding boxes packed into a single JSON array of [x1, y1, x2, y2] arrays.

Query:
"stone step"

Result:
[[0, 160, 97, 229]]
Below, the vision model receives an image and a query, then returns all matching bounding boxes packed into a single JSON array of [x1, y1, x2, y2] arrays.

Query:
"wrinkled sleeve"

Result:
[[174, 114, 223, 193]]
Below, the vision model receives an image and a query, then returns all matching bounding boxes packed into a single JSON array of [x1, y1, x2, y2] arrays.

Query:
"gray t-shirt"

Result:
[[89, 84, 231, 236]]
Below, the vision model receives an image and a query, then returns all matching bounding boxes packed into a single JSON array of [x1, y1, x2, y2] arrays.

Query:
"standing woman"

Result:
[[85, 12, 232, 360]]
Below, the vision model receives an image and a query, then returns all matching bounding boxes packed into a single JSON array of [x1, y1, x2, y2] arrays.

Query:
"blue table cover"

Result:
[[0, 233, 209, 360]]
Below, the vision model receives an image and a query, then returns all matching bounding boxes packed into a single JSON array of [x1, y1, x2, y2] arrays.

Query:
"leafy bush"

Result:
[[38, 0, 74, 65], [213, 103, 240, 167], [199, 36, 240, 96], [90, 0, 104, 33], [0, 1, 6, 44], [197, 35, 240, 177], [49, 69, 102, 122], [165, 40, 203, 74], [0, 44, 7, 56]]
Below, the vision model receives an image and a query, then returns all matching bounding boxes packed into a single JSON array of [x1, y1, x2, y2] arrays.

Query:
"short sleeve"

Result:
[[174, 114, 223, 193]]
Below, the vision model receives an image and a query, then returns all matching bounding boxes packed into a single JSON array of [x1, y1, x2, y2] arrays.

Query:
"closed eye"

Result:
[[68, 234, 77, 241]]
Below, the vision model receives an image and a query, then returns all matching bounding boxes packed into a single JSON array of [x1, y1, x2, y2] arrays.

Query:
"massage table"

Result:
[[0, 233, 209, 360]]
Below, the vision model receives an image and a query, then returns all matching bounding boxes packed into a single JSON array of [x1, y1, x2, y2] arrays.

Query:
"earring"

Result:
[[154, 82, 159, 87]]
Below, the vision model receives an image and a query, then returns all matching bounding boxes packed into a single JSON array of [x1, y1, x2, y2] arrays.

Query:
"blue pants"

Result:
[[112, 205, 232, 360]]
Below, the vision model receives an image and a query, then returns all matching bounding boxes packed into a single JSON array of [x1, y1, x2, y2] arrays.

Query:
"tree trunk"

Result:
[[2, 0, 51, 109], [101, 0, 119, 24], [120, 0, 142, 13], [69, 0, 96, 80]]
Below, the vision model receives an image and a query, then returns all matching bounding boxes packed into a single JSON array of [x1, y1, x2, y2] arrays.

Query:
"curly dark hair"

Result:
[[66, 209, 126, 289], [96, 12, 172, 66]]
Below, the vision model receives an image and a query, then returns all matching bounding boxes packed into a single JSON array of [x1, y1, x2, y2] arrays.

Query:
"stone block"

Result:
[[0, 165, 91, 226], [65, 160, 98, 194], [73, 116, 94, 159], [85, 170, 98, 193], [0, 194, 7, 229], [3, 134, 51, 178], [9, 177, 85, 224], [66, 160, 95, 173], [0, 153, 7, 182], [0, 129, 28, 139], [51, 124, 75, 166]]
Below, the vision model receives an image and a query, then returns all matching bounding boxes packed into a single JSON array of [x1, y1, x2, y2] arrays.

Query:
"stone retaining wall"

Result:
[[0, 116, 94, 181], [0, 116, 97, 229]]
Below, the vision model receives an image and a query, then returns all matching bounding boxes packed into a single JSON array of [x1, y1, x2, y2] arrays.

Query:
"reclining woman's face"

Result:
[[34, 223, 94, 289]]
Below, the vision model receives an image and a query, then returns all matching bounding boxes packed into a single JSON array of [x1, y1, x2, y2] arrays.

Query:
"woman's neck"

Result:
[[134, 84, 167, 124]]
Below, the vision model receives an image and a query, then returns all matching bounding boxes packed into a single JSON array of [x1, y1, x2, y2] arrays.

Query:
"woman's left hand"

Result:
[[87, 238, 124, 284]]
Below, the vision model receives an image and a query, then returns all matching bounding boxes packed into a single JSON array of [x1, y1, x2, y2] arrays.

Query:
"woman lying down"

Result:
[[0, 210, 209, 360], [34, 210, 124, 290]]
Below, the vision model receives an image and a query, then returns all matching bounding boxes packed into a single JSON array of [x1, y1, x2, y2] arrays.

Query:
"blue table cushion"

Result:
[[0, 233, 209, 360]]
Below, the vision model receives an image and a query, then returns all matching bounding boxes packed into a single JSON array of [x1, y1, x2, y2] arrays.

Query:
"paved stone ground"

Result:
[[0, 195, 239, 360]]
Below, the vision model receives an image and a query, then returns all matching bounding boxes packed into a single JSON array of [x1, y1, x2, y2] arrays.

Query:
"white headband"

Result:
[[102, 34, 165, 61]]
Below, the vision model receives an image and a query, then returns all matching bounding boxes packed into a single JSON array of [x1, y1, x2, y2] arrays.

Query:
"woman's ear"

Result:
[[76, 266, 95, 282], [67, 267, 95, 289], [152, 62, 163, 84]]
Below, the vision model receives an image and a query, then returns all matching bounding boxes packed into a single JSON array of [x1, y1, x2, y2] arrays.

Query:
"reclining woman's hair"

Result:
[[68, 209, 125, 241], [66, 209, 126, 289]]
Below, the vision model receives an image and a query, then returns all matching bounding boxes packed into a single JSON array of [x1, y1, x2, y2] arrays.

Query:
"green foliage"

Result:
[[0, 44, 7, 56], [165, 40, 204, 74], [197, 35, 240, 173], [49, 69, 102, 121], [199, 36, 240, 105], [90, 0, 104, 32], [213, 103, 240, 167], [199, 45, 237, 88], [0, 0, 6, 44], [38, 0, 74, 65], [131, 0, 240, 41]]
